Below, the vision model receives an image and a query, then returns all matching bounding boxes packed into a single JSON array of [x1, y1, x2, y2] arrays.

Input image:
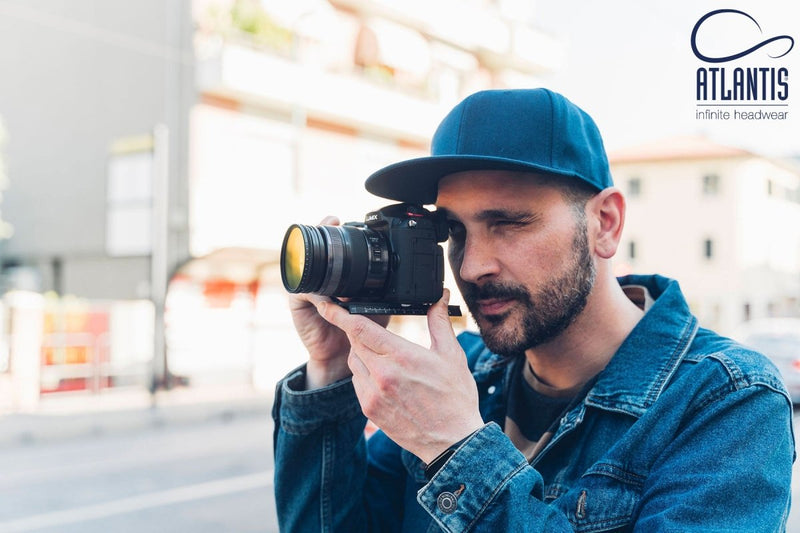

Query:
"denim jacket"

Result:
[[273, 275, 795, 532]]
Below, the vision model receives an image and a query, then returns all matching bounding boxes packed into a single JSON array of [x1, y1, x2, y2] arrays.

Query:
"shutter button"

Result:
[[436, 484, 465, 514]]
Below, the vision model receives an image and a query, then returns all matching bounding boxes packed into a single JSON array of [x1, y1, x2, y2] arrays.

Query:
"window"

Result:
[[627, 177, 641, 197], [766, 180, 800, 204], [703, 238, 714, 260], [702, 173, 720, 195], [106, 147, 154, 257], [789, 186, 800, 205]]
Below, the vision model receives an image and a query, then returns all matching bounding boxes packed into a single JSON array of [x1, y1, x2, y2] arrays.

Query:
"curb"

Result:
[[0, 388, 274, 449]]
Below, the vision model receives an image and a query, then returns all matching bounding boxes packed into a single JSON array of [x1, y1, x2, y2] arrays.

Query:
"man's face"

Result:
[[436, 171, 596, 355]]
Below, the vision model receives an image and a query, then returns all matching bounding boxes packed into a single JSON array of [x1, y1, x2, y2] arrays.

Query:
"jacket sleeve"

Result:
[[417, 422, 576, 532], [417, 384, 794, 532], [272, 367, 409, 533], [633, 383, 794, 532]]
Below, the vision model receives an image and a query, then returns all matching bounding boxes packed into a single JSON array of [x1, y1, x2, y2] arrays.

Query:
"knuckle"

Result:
[[360, 395, 379, 419], [351, 320, 368, 339], [373, 372, 397, 394]]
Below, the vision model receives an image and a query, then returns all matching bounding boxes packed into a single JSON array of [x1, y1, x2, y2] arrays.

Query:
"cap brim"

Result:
[[364, 155, 587, 205]]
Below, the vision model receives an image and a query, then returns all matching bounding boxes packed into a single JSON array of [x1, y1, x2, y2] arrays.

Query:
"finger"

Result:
[[319, 215, 340, 225], [348, 349, 370, 377], [348, 351, 382, 419], [428, 289, 459, 353], [318, 301, 397, 356], [288, 292, 332, 312]]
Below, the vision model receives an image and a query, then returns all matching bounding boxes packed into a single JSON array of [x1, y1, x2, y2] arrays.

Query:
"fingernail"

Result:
[[317, 302, 327, 314]]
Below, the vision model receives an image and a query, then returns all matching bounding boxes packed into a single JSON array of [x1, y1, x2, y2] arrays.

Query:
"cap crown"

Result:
[[365, 88, 613, 204]]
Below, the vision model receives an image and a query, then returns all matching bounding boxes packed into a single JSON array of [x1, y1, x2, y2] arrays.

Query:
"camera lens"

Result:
[[281, 225, 318, 292], [280, 223, 389, 297]]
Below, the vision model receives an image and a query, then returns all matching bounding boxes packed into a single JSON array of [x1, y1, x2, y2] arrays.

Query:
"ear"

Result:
[[588, 187, 626, 260]]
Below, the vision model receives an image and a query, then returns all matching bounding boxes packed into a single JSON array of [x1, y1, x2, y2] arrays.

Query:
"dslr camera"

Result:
[[280, 203, 460, 315]]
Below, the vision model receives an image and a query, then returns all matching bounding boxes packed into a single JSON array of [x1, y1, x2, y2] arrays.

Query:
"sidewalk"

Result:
[[0, 384, 274, 449]]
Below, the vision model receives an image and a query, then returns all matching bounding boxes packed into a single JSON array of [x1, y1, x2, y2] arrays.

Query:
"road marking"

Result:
[[0, 470, 273, 532]]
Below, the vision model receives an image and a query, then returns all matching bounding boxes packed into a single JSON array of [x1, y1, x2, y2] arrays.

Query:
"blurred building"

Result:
[[183, 0, 562, 385], [0, 0, 562, 398], [189, 0, 560, 254], [0, 0, 194, 299], [610, 135, 800, 336], [0, 0, 194, 405]]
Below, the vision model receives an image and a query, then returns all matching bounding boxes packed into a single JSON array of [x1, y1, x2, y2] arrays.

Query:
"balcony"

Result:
[[329, 0, 563, 73], [196, 36, 447, 143]]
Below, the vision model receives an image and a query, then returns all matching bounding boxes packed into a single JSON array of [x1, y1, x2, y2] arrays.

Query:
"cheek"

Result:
[[447, 243, 464, 276], [506, 233, 568, 278]]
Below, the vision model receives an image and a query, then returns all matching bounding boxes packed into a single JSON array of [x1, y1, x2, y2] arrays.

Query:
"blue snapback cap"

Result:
[[364, 88, 613, 204]]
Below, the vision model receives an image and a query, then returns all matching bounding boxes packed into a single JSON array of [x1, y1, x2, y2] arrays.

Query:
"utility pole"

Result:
[[150, 124, 169, 398]]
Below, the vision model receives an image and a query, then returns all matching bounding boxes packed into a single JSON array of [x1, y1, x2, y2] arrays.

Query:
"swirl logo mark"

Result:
[[691, 9, 794, 63]]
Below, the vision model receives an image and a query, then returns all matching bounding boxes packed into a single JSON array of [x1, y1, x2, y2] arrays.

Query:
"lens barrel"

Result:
[[280, 223, 389, 297]]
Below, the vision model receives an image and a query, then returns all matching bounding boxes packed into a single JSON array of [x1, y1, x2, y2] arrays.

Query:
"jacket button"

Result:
[[437, 491, 458, 514]]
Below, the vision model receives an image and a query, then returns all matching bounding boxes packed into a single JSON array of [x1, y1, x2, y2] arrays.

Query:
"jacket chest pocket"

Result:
[[557, 463, 644, 533]]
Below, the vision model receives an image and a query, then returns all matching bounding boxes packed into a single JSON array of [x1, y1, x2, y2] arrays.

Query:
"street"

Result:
[[1, 408, 799, 532], [0, 414, 277, 533]]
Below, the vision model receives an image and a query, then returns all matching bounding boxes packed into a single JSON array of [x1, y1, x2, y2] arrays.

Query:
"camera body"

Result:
[[358, 203, 447, 305], [281, 203, 458, 315]]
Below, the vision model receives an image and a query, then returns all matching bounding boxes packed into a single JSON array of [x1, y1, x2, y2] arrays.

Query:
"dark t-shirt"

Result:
[[503, 285, 652, 460], [504, 360, 575, 460]]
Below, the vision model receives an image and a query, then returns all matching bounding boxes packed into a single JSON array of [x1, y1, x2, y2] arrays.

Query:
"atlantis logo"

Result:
[[692, 9, 793, 108]]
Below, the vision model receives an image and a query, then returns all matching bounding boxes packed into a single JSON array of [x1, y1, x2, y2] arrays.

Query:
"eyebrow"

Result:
[[437, 207, 539, 224], [474, 209, 538, 222]]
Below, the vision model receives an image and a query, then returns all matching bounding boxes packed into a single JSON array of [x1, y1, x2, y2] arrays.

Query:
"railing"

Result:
[[40, 331, 151, 394], [0, 292, 156, 411]]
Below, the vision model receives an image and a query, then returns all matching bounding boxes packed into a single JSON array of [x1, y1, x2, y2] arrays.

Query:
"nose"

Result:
[[456, 235, 500, 285]]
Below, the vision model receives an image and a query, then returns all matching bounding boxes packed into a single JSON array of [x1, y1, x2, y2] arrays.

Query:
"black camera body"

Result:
[[280, 203, 460, 315], [360, 203, 447, 306]]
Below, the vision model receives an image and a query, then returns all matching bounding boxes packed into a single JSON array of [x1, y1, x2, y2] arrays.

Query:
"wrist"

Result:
[[305, 358, 351, 390], [419, 416, 485, 463], [424, 428, 480, 480]]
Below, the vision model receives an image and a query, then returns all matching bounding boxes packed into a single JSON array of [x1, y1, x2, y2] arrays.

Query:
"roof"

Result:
[[173, 247, 278, 285], [608, 135, 752, 164]]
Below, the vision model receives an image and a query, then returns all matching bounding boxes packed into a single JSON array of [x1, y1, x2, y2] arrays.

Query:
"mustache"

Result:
[[461, 281, 531, 303]]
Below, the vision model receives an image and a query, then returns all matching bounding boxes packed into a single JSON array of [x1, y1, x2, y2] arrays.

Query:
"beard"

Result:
[[459, 223, 596, 355]]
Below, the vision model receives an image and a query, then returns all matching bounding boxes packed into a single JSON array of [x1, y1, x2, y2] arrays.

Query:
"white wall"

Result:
[[614, 155, 800, 335], [0, 0, 194, 298]]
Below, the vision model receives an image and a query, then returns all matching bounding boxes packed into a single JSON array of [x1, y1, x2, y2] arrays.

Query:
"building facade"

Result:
[[0, 0, 562, 397], [610, 136, 800, 336], [181, 0, 561, 383], [0, 0, 195, 300], [0, 0, 560, 294]]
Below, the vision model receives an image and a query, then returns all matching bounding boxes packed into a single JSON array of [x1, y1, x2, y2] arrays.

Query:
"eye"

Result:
[[492, 219, 528, 230], [447, 220, 465, 240]]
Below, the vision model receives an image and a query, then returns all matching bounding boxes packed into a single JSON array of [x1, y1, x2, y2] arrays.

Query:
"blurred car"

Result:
[[736, 318, 800, 405]]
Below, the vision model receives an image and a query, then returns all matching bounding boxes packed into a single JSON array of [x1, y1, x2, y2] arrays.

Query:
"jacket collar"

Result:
[[584, 275, 699, 418], [466, 275, 698, 418]]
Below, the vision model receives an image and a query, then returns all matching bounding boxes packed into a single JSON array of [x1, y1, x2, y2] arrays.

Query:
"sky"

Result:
[[534, 0, 799, 157]]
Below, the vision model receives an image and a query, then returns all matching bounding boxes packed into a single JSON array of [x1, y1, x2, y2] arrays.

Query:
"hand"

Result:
[[289, 216, 389, 389], [317, 289, 485, 463]]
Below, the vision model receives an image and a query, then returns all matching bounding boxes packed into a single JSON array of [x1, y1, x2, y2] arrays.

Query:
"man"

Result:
[[272, 88, 794, 531]]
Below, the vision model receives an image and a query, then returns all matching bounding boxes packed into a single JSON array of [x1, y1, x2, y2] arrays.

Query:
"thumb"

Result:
[[428, 289, 458, 353]]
